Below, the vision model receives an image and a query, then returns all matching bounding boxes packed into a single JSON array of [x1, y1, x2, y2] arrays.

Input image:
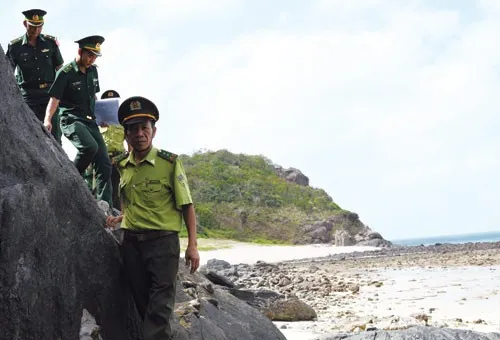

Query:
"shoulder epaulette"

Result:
[[42, 34, 56, 40], [157, 149, 177, 163], [62, 63, 73, 73], [112, 152, 129, 165], [9, 36, 22, 45]]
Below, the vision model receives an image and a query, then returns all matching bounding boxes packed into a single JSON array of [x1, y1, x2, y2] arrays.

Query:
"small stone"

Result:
[[182, 280, 198, 289]]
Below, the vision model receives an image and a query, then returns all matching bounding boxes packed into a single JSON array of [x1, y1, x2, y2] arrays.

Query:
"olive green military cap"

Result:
[[118, 96, 159, 125], [23, 9, 46, 27], [75, 35, 105, 56], [101, 90, 120, 99]]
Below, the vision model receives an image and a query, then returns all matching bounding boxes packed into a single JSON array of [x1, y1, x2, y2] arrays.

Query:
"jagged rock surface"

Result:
[[274, 165, 309, 186], [316, 326, 500, 340], [0, 44, 286, 340]]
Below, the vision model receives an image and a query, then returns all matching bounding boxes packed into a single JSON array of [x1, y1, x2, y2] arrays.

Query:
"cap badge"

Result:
[[108, 92, 113, 97], [130, 100, 141, 111], [33, 15, 39, 20]]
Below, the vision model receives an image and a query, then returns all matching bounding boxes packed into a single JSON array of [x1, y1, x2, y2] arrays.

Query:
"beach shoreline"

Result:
[[198, 241, 500, 339]]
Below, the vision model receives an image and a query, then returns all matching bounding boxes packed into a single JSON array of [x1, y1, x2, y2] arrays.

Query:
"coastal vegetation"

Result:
[[179, 149, 346, 243]]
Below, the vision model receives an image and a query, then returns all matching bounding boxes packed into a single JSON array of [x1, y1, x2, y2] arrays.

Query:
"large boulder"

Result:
[[0, 45, 138, 340], [317, 326, 500, 340], [0, 44, 286, 340], [334, 229, 355, 246], [227, 288, 316, 322]]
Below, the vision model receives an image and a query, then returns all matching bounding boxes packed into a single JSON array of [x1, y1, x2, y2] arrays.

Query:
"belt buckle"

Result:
[[39, 83, 48, 89]]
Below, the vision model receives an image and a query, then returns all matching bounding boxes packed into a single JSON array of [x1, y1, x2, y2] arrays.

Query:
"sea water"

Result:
[[391, 231, 500, 246]]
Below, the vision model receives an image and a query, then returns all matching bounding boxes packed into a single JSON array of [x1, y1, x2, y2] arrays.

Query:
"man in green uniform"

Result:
[[44, 35, 112, 206], [6, 9, 64, 144], [105, 96, 200, 340]]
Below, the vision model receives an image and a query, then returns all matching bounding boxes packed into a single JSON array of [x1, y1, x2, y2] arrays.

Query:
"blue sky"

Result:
[[2, 0, 500, 240]]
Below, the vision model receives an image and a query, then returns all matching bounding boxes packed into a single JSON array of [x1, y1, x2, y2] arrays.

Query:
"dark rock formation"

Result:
[[0, 44, 139, 340], [275, 165, 309, 186], [316, 326, 500, 340], [295, 211, 392, 247], [0, 44, 286, 340]]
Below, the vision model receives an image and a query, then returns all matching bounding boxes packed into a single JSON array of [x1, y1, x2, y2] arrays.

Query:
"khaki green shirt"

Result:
[[6, 34, 64, 104], [48, 59, 100, 120], [99, 125, 125, 154], [118, 147, 193, 232]]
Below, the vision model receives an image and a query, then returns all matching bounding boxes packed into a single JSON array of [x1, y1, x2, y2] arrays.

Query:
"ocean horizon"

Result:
[[390, 230, 500, 246]]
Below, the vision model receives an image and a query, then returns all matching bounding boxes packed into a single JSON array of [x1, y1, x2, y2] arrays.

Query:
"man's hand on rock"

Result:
[[44, 119, 52, 132], [105, 215, 123, 229]]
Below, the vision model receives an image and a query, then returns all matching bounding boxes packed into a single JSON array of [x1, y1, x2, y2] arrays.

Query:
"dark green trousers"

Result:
[[28, 101, 62, 144], [60, 114, 112, 206], [122, 231, 179, 340]]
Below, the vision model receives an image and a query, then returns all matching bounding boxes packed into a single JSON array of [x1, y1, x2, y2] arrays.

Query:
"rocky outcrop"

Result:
[[334, 229, 355, 246], [0, 44, 138, 340], [275, 165, 309, 186], [0, 44, 287, 340], [202, 259, 316, 322], [296, 211, 392, 247], [227, 288, 317, 321], [317, 326, 500, 339]]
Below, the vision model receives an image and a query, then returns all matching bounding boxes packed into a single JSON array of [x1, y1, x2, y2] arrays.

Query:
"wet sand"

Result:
[[199, 241, 500, 339]]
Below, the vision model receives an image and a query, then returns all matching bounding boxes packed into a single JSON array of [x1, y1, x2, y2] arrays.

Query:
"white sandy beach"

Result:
[[195, 240, 500, 340], [198, 242, 378, 266], [277, 265, 500, 339]]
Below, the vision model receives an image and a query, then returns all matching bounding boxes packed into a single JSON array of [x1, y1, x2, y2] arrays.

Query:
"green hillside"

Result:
[[180, 150, 346, 243]]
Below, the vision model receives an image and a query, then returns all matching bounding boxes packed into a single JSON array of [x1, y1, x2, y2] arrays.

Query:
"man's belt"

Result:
[[22, 82, 51, 90], [124, 229, 177, 242]]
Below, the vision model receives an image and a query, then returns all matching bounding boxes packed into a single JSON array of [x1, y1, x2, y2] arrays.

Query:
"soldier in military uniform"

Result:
[[44, 35, 112, 206], [105, 96, 200, 340], [6, 9, 64, 144]]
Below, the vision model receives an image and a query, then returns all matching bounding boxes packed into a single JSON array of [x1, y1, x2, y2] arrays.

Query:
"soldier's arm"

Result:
[[182, 204, 200, 273], [44, 97, 60, 131], [45, 97, 60, 120], [182, 204, 198, 248]]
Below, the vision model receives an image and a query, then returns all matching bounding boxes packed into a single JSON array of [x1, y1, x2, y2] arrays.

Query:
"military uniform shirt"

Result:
[[48, 60, 100, 119], [6, 34, 63, 102], [118, 147, 193, 232], [99, 125, 125, 154]]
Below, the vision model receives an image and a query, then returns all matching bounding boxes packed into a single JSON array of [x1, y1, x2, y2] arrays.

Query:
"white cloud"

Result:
[[3, 0, 500, 239], [93, 0, 233, 22]]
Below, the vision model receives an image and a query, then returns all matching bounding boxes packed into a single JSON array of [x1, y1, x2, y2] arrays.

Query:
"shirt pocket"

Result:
[[19, 52, 33, 66], [19, 52, 35, 75], [137, 178, 168, 204], [43, 52, 53, 68], [70, 81, 84, 92]]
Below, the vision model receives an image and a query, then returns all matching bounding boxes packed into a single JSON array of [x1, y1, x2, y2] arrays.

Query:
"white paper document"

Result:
[[95, 98, 120, 125]]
